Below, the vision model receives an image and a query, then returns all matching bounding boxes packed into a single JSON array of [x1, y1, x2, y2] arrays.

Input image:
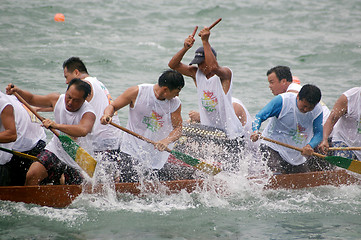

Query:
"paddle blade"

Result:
[[170, 150, 221, 175], [325, 156, 361, 174], [58, 135, 97, 177]]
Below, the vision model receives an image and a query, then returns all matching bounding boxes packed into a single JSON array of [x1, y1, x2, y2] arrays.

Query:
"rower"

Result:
[[101, 69, 185, 181], [62, 57, 123, 180], [251, 84, 323, 174], [319, 86, 361, 161], [6, 79, 96, 185], [0, 91, 46, 186], [168, 26, 246, 140]]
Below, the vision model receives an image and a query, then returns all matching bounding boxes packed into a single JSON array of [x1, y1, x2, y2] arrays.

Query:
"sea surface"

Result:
[[1, 0, 361, 239]]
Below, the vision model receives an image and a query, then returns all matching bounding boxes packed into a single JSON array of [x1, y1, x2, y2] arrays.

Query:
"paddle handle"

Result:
[[261, 136, 325, 158], [109, 121, 172, 153], [0, 146, 38, 161], [329, 147, 361, 151], [208, 18, 222, 30], [191, 26, 198, 37], [13, 91, 59, 137]]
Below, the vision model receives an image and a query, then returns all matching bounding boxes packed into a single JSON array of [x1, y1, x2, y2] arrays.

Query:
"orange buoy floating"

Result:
[[54, 13, 65, 22]]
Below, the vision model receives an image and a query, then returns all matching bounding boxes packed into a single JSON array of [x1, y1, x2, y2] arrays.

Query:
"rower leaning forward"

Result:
[[7, 79, 95, 185]]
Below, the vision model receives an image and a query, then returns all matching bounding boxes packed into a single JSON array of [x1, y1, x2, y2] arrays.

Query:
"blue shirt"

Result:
[[252, 95, 323, 148]]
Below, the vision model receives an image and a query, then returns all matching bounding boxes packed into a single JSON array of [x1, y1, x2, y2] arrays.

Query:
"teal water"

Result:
[[1, 0, 361, 239]]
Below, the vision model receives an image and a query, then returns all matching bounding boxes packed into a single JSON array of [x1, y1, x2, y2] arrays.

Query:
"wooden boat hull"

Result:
[[0, 169, 360, 208]]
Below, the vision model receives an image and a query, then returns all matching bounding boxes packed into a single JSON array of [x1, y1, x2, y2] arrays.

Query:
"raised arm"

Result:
[[199, 27, 232, 94], [168, 35, 198, 82]]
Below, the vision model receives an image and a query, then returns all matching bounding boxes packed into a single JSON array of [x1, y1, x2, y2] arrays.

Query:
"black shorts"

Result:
[[37, 150, 83, 185], [7, 140, 46, 186]]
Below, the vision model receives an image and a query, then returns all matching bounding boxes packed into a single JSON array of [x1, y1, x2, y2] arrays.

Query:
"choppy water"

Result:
[[1, 0, 361, 239]]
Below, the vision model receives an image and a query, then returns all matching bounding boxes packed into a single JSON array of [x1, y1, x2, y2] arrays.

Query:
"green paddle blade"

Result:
[[170, 150, 221, 175], [58, 135, 97, 177], [325, 156, 361, 174]]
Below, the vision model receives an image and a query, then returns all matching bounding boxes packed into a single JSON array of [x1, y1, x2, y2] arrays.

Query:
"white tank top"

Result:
[[287, 83, 330, 124], [196, 69, 245, 139], [120, 84, 181, 169], [0, 93, 14, 164], [262, 92, 322, 165], [231, 97, 252, 135], [332, 87, 361, 159], [8, 95, 46, 152], [85, 77, 121, 151], [45, 94, 95, 170], [0, 93, 46, 164]]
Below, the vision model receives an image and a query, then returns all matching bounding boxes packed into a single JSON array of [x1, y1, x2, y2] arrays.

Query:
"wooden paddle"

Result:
[[108, 120, 222, 175], [261, 136, 361, 174], [191, 26, 198, 37], [0, 146, 38, 162], [12, 91, 97, 177], [208, 18, 222, 30], [329, 147, 361, 151]]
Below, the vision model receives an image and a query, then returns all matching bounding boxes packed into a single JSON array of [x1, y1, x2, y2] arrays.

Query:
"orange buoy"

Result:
[[54, 13, 65, 22]]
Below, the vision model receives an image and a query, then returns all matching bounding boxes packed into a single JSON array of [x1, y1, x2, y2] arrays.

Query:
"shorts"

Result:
[[7, 140, 46, 186], [37, 150, 83, 185], [331, 141, 358, 160], [260, 144, 310, 174]]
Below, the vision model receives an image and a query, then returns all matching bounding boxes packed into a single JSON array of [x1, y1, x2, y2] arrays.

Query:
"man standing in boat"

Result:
[[6, 79, 96, 185], [62, 57, 123, 179], [100, 69, 184, 181], [319, 87, 361, 161], [251, 84, 323, 174], [168, 27, 246, 140]]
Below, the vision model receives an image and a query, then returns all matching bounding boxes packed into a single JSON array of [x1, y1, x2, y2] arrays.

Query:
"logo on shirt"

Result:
[[201, 91, 218, 112], [290, 123, 308, 144], [142, 110, 164, 132]]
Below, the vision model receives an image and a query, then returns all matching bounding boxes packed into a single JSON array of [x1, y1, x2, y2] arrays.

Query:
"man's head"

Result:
[[189, 46, 217, 65], [158, 69, 185, 100], [266, 66, 293, 95], [63, 57, 89, 84], [297, 84, 321, 113], [65, 78, 91, 112]]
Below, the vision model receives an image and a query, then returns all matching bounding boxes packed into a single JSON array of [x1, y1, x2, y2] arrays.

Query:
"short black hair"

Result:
[[63, 57, 88, 74], [267, 66, 292, 83], [158, 69, 185, 91], [298, 84, 321, 106], [67, 78, 91, 99]]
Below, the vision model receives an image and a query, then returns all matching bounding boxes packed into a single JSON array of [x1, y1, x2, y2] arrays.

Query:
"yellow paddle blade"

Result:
[[59, 135, 97, 177], [75, 147, 97, 177]]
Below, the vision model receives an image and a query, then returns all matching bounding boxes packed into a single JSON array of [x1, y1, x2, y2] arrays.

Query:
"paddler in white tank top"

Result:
[[7, 79, 96, 185], [62, 57, 122, 159], [251, 84, 323, 174], [319, 87, 361, 160], [1, 93, 47, 186], [101, 70, 184, 180], [168, 26, 245, 139]]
